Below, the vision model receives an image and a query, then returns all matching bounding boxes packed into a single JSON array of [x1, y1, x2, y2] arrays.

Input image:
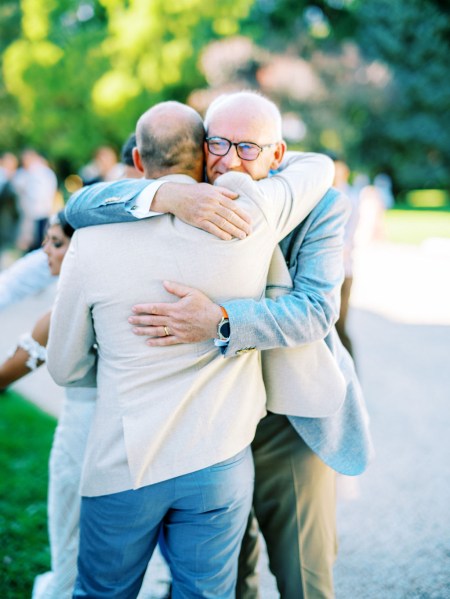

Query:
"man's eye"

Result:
[[53, 242, 63, 248]]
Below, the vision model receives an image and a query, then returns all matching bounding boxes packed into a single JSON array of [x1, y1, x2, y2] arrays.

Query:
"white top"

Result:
[[15, 165, 57, 220]]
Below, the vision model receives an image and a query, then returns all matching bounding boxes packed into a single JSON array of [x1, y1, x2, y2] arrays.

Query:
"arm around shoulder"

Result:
[[255, 151, 335, 240], [223, 188, 349, 355], [64, 179, 154, 229]]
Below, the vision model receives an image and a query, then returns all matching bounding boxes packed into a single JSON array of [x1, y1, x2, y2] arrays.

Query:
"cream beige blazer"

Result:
[[47, 153, 333, 497]]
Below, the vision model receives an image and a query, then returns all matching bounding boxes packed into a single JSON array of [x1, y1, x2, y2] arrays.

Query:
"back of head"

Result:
[[136, 102, 205, 180]]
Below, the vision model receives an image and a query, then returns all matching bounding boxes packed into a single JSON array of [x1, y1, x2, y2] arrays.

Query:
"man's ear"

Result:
[[269, 140, 287, 171], [132, 147, 145, 174]]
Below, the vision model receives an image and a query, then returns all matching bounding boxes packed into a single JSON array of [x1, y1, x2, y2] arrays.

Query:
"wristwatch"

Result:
[[216, 306, 230, 341]]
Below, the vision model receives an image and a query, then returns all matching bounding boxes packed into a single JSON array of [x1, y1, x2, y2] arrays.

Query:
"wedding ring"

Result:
[[164, 326, 170, 336]]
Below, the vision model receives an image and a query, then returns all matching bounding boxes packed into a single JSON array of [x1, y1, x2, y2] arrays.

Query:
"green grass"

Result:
[[0, 391, 56, 599], [384, 209, 450, 245]]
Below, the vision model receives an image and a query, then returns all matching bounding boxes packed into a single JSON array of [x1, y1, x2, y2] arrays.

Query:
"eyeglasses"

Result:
[[205, 136, 277, 161]]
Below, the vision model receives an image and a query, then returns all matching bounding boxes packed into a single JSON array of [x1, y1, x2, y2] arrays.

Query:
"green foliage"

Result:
[[1, 0, 449, 192], [1, 0, 253, 171], [242, 0, 357, 52], [0, 392, 56, 598], [356, 0, 450, 190], [239, 0, 450, 192], [0, 2, 22, 149]]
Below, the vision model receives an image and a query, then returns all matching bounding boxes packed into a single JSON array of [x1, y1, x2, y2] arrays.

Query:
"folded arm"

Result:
[[130, 189, 349, 351], [64, 178, 250, 241], [224, 190, 349, 353], [213, 151, 334, 244]]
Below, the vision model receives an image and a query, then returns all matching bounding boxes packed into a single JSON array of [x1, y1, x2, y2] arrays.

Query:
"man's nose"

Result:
[[221, 145, 242, 169]]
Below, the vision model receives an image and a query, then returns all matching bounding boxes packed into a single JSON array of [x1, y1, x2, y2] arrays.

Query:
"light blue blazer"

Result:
[[224, 188, 374, 476], [65, 184, 374, 476]]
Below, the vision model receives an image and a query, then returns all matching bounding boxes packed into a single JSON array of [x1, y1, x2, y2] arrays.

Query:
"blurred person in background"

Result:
[[79, 145, 124, 185], [14, 149, 58, 252], [374, 173, 394, 210], [354, 172, 390, 246], [0, 134, 141, 306], [332, 157, 361, 358], [0, 152, 20, 269]]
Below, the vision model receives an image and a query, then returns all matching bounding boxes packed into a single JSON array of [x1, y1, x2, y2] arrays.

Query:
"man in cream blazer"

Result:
[[126, 97, 373, 599], [48, 98, 334, 598]]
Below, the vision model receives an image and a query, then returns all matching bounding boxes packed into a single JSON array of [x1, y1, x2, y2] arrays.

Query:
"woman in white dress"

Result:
[[0, 213, 96, 598], [1, 212, 171, 599]]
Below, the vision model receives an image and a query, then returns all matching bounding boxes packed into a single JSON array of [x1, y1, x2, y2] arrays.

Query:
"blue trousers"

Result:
[[74, 447, 254, 599]]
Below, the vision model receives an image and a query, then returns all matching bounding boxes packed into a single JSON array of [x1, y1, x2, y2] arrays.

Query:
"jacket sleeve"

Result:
[[64, 179, 155, 229], [46, 233, 97, 387], [216, 151, 335, 244], [223, 190, 350, 355], [256, 151, 335, 241]]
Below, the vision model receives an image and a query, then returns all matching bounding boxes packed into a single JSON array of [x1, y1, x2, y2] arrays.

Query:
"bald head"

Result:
[[204, 91, 283, 141], [135, 101, 205, 180]]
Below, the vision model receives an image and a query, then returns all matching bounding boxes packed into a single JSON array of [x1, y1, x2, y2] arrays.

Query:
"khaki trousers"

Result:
[[237, 413, 337, 599]]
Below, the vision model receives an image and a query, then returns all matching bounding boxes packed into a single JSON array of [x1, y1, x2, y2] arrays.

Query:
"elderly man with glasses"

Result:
[[64, 92, 372, 599]]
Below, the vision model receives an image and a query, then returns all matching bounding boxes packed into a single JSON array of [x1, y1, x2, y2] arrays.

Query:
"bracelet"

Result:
[[7, 333, 47, 371]]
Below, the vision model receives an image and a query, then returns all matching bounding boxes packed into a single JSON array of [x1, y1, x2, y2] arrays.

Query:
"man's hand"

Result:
[[129, 281, 223, 346], [152, 182, 252, 241]]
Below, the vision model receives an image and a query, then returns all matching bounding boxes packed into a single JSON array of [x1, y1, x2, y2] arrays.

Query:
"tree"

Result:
[[3, 0, 449, 192], [196, 0, 450, 192], [356, 0, 450, 189], [0, 1, 22, 150], [1, 0, 253, 172]]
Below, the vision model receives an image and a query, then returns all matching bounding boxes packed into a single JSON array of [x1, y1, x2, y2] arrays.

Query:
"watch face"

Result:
[[219, 319, 230, 339]]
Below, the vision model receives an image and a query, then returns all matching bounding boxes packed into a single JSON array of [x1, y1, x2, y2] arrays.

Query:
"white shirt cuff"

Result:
[[214, 338, 230, 348], [127, 180, 168, 219]]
